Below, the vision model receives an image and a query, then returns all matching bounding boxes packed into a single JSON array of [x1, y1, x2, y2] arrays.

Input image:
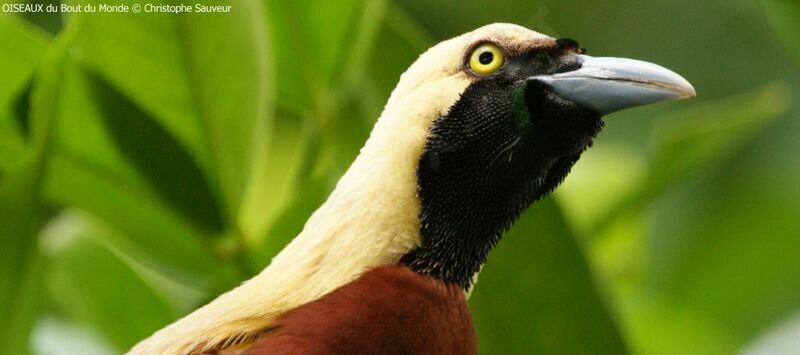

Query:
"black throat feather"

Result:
[[402, 78, 603, 290]]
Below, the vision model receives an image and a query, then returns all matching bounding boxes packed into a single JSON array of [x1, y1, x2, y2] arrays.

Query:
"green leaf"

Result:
[[73, 0, 270, 222], [0, 18, 74, 355], [0, 122, 25, 171], [644, 115, 800, 348], [0, 14, 49, 170], [555, 143, 647, 234], [243, 0, 389, 248], [264, 0, 363, 114], [42, 210, 180, 351], [590, 83, 791, 234], [617, 289, 738, 355], [239, 116, 307, 245], [470, 199, 628, 355], [369, 2, 434, 98], [43, 63, 222, 280], [589, 85, 796, 354], [0, 14, 49, 124], [646, 82, 790, 192], [29, 0, 273, 282], [762, 0, 800, 63], [87, 70, 224, 233]]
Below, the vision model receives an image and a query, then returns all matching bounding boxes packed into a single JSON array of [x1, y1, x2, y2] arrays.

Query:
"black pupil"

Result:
[[478, 51, 494, 65]]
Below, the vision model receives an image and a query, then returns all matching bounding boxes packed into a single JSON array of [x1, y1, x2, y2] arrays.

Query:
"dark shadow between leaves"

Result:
[[12, 80, 33, 139], [84, 70, 225, 233]]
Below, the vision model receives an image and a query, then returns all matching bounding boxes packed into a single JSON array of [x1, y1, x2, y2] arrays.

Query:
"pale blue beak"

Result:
[[531, 55, 696, 115]]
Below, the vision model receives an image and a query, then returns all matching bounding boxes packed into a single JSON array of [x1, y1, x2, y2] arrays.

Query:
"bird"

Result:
[[129, 23, 694, 355]]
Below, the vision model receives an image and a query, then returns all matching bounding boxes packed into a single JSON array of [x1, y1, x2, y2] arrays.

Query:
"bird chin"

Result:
[[521, 84, 605, 155]]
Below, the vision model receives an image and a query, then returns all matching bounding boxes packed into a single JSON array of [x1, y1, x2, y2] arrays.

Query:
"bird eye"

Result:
[[469, 44, 505, 75]]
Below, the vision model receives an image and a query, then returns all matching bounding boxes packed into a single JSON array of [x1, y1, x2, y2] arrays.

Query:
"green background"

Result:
[[1, 0, 799, 354]]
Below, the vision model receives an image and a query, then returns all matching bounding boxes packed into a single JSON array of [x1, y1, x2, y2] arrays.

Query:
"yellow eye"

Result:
[[469, 44, 505, 75]]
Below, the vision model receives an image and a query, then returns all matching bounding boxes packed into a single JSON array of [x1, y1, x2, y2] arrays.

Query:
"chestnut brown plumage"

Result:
[[217, 266, 475, 355]]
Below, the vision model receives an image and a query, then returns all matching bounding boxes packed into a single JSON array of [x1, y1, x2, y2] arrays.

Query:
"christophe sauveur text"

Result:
[[1, 3, 232, 13]]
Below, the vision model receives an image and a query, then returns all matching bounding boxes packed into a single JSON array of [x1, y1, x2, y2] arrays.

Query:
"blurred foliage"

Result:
[[0, 0, 798, 354], [762, 0, 800, 63]]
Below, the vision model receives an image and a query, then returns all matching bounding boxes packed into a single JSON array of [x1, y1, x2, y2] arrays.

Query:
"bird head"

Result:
[[385, 23, 695, 289]]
